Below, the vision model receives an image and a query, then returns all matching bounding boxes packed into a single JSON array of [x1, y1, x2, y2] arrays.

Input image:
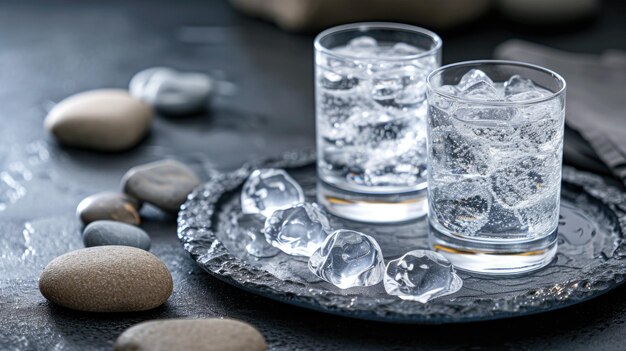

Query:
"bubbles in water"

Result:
[[241, 169, 305, 217], [384, 250, 462, 303], [490, 155, 558, 209], [462, 122, 519, 146], [516, 194, 560, 235], [371, 66, 427, 109], [319, 68, 359, 91], [264, 203, 331, 257], [430, 126, 490, 175], [430, 179, 493, 236], [455, 105, 513, 121], [428, 69, 563, 239], [317, 35, 435, 191], [519, 117, 562, 149], [309, 229, 385, 289], [371, 75, 403, 102]]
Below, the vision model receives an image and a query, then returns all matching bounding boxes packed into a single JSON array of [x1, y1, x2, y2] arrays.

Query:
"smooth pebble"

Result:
[[39, 246, 172, 312], [121, 159, 201, 213], [77, 191, 141, 225], [44, 89, 153, 151], [83, 220, 151, 251], [130, 67, 213, 116], [114, 318, 267, 351]]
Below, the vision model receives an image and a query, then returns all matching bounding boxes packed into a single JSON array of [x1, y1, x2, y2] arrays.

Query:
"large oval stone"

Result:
[[77, 191, 141, 225], [83, 220, 151, 251], [44, 89, 153, 151], [39, 246, 172, 312], [121, 159, 200, 213], [114, 319, 267, 351]]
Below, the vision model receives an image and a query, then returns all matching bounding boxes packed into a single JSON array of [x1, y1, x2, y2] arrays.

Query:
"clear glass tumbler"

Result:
[[314, 22, 441, 223], [426, 60, 566, 274]]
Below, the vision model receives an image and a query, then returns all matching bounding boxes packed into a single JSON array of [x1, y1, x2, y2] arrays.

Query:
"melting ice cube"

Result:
[[462, 81, 500, 100], [264, 202, 331, 256], [430, 178, 493, 236], [390, 42, 423, 56], [384, 250, 462, 303], [241, 168, 305, 217], [237, 213, 280, 258], [430, 126, 490, 175], [308, 229, 385, 289], [504, 74, 536, 96], [347, 36, 378, 51], [490, 155, 559, 209], [457, 69, 494, 91]]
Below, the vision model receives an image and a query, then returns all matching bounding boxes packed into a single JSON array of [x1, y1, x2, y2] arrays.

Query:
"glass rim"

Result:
[[426, 59, 567, 106], [314, 22, 442, 62]]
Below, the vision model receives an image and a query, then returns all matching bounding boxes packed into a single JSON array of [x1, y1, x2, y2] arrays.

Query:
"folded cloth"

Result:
[[495, 40, 626, 187]]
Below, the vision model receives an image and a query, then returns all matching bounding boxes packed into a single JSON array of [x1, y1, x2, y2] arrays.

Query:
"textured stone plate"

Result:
[[178, 151, 626, 324]]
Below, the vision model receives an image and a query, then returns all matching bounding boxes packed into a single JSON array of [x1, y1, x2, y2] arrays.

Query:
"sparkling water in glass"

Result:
[[314, 23, 441, 223], [426, 60, 566, 274]]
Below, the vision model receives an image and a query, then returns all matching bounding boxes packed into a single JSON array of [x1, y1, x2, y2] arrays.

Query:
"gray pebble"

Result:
[[121, 159, 201, 214], [77, 191, 141, 226], [129, 67, 213, 116], [44, 89, 153, 151], [83, 220, 151, 251]]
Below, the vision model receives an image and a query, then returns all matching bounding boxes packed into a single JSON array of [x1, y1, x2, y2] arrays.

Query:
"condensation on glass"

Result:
[[314, 22, 442, 223]]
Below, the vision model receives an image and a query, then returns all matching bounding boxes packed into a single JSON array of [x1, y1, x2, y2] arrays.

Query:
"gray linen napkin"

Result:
[[495, 39, 626, 186]]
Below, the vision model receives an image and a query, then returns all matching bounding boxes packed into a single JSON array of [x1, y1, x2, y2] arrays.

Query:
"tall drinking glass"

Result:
[[426, 60, 566, 274], [314, 23, 441, 223]]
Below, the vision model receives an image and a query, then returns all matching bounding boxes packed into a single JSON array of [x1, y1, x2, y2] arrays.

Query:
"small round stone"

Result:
[[121, 159, 201, 213], [129, 67, 213, 116], [114, 319, 267, 351], [77, 191, 141, 225], [83, 220, 151, 251], [39, 246, 172, 312], [44, 89, 153, 152]]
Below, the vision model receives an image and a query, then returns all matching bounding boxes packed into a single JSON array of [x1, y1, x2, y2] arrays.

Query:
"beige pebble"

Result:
[[114, 319, 267, 351], [44, 89, 153, 151], [39, 246, 172, 312]]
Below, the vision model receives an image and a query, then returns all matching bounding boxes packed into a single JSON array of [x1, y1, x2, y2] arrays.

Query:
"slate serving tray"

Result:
[[178, 151, 626, 324]]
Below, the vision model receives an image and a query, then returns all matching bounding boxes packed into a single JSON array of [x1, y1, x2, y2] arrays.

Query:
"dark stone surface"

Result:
[[1, 0, 626, 350]]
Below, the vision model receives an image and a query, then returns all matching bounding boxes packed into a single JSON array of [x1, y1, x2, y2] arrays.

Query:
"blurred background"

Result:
[[1, 1, 626, 350]]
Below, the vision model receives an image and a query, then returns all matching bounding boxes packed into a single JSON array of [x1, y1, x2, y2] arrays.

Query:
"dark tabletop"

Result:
[[1, 1, 626, 350]]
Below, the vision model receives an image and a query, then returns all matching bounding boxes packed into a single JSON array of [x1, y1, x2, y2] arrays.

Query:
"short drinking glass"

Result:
[[315, 22, 441, 223], [426, 60, 566, 274]]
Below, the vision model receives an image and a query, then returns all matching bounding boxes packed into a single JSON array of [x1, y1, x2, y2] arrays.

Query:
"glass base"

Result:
[[317, 181, 428, 223], [429, 222, 558, 275]]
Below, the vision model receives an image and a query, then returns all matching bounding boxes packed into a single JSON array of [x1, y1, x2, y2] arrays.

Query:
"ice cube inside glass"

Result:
[[426, 60, 566, 275], [314, 22, 441, 223]]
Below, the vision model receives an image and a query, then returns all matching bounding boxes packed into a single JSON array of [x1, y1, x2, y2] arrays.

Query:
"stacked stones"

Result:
[[75, 159, 201, 251], [40, 159, 200, 314], [40, 69, 267, 349]]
